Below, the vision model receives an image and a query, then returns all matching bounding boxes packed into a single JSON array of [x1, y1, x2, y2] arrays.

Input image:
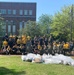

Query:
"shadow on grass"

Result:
[[0, 67, 26, 75]]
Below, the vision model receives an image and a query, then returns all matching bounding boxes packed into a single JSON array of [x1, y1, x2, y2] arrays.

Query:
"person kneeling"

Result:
[[6, 45, 11, 55]]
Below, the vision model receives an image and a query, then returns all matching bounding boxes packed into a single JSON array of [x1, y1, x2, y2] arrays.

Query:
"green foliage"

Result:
[[19, 5, 74, 41], [38, 14, 53, 35], [0, 15, 5, 36], [19, 21, 41, 38], [51, 5, 74, 41], [19, 14, 53, 38]]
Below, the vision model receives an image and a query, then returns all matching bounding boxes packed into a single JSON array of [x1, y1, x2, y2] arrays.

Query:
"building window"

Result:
[[12, 21, 16, 34], [19, 10, 23, 15], [8, 25, 11, 33], [29, 10, 32, 15], [13, 25, 16, 32], [24, 10, 28, 15], [19, 22, 23, 29], [0, 9, 6, 14], [8, 21, 11, 33], [8, 9, 11, 14], [13, 10, 16, 15]]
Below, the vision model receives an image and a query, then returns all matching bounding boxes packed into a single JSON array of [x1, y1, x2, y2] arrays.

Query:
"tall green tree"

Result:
[[51, 5, 74, 41], [19, 21, 41, 38], [0, 14, 5, 36], [38, 14, 53, 35]]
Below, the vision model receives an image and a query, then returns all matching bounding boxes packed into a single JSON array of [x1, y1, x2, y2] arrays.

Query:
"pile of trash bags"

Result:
[[21, 53, 74, 66]]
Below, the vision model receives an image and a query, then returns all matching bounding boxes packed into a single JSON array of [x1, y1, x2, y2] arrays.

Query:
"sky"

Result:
[[0, 0, 74, 21]]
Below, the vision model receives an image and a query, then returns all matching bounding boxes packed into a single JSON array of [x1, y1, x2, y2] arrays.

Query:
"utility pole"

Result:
[[70, 4, 73, 41]]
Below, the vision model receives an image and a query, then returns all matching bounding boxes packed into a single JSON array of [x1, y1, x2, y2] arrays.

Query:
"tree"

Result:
[[19, 21, 41, 38], [38, 14, 53, 35], [50, 5, 74, 41], [0, 14, 5, 36]]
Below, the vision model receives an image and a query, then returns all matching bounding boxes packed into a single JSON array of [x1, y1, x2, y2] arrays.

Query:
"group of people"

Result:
[[1, 33, 74, 55]]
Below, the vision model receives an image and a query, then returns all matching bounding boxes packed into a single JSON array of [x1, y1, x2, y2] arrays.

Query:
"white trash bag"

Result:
[[21, 55, 27, 61], [32, 54, 43, 63], [26, 53, 36, 61]]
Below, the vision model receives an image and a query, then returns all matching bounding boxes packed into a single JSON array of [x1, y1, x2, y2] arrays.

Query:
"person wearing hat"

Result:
[[27, 36, 31, 41], [22, 35, 27, 46], [9, 34, 13, 38], [17, 37, 21, 46], [2, 39, 8, 53]]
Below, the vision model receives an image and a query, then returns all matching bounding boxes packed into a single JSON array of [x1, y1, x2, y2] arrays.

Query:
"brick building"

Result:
[[0, 2, 36, 35]]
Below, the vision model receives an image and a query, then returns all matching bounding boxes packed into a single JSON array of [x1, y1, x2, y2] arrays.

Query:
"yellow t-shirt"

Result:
[[63, 43, 69, 49], [38, 45, 42, 50], [17, 39, 21, 44], [22, 38, 27, 44], [3, 40, 8, 46]]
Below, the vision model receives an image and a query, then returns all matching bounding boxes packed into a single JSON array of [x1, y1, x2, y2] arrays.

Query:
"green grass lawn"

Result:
[[0, 55, 74, 75]]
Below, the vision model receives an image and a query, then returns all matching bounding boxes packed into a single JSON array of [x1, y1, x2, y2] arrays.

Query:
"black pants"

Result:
[[63, 49, 69, 55]]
